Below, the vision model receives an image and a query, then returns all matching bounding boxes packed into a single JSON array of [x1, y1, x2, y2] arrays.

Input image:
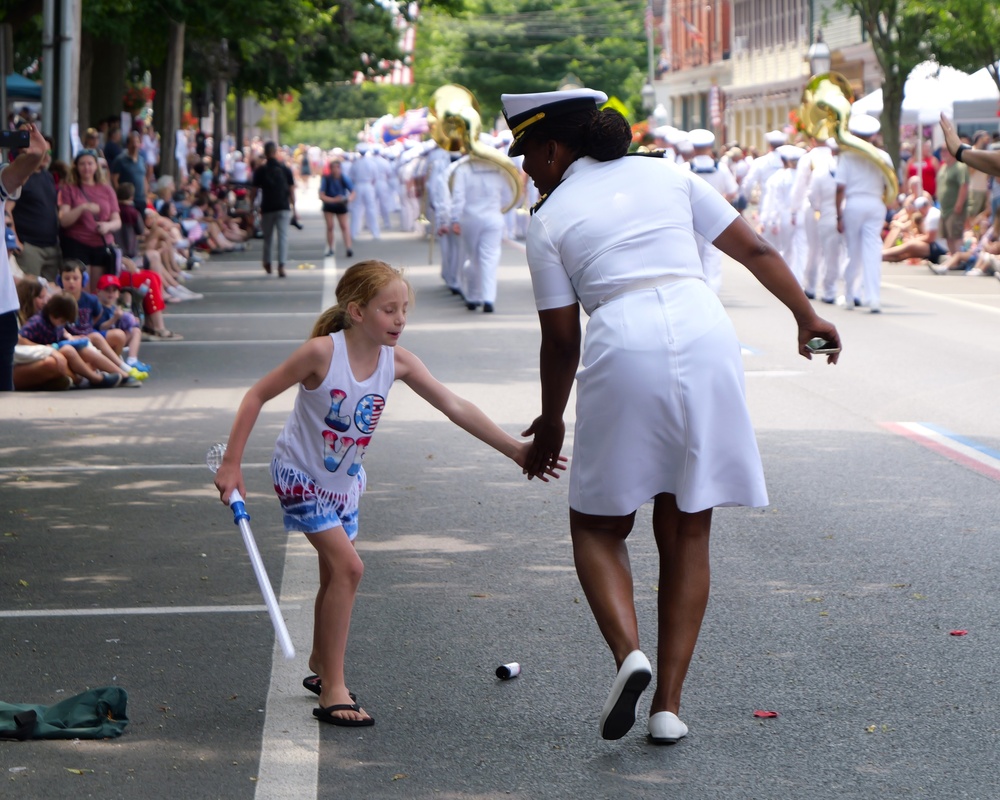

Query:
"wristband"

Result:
[[955, 144, 971, 163]]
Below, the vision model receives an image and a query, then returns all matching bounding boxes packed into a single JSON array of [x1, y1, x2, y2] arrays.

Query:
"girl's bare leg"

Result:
[[306, 527, 370, 722]]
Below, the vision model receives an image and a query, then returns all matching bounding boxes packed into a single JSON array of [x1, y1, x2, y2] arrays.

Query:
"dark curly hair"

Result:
[[522, 107, 631, 162]]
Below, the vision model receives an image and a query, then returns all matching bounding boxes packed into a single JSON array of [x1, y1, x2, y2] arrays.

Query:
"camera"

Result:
[[0, 130, 30, 149]]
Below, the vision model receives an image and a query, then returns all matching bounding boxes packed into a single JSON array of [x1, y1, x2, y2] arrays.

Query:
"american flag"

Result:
[[682, 16, 705, 42]]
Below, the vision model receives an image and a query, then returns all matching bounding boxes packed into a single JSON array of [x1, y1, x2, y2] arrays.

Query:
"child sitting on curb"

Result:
[[95, 273, 150, 373]]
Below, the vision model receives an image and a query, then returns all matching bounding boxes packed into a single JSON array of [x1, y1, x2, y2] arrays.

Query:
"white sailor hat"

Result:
[[689, 128, 715, 149], [356, 142, 370, 154], [777, 144, 804, 161], [848, 113, 881, 137], [653, 126, 674, 140], [676, 139, 694, 155], [497, 129, 514, 144], [500, 88, 608, 156], [765, 130, 788, 146]]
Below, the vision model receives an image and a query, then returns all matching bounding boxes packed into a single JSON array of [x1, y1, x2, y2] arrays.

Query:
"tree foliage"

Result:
[[413, 0, 648, 123], [833, 0, 933, 169], [913, 0, 1000, 93]]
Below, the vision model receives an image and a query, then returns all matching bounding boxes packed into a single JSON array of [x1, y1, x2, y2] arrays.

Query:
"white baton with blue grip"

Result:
[[209, 444, 295, 660]]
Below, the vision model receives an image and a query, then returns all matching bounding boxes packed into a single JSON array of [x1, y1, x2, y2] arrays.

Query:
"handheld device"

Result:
[[806, 337, 840, 355], [0, 130, 31, 149]]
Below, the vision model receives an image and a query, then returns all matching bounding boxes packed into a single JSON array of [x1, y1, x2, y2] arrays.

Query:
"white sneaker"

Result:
[[965, 268, 984, 277], [928, 262, 949, 275]]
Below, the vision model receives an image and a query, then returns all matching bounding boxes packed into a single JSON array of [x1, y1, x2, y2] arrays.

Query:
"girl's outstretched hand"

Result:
[[214, 462, 245, 505]]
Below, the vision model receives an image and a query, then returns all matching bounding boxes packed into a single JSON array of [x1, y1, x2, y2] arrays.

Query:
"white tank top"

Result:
[[272, 330, 395, 502]]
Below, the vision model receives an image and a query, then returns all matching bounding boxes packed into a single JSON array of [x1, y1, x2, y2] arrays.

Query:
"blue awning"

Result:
[[6, 73, 42, 101]]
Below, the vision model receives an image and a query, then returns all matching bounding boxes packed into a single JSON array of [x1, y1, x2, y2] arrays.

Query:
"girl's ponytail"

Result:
[[310, 305, 351, 338]]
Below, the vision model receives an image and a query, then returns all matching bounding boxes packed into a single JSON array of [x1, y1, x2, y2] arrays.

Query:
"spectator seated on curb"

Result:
[[882, 197, 946, 266], [58, 259, 145, 384], [929, 213, 1000, 278], [188, 191, 248, 253], [11, 275, 72, 390], [114, 182, 198, 312], [18, 289, 122, 388], [94, 273, 150, 373]]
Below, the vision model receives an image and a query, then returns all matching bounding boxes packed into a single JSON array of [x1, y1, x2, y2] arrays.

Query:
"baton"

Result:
[[206, 443, 295, 659]]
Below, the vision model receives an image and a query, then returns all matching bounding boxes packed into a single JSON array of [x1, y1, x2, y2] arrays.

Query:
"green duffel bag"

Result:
[[0, 687, 129, 740]]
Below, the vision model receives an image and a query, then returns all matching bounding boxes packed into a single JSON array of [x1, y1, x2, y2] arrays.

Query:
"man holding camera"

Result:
[[1, 124, 49, 390]]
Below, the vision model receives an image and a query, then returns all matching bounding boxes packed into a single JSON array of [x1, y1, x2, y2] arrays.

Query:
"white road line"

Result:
[[0, 604, 301, 619], [881, 280, 1000, 316]]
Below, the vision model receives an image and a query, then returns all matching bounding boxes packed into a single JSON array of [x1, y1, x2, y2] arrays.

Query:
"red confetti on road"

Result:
[[950, 630, 969, 636], [753, 710, 779, 718]]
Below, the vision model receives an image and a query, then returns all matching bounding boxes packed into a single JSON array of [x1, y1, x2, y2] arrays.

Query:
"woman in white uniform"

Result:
[[502, 88, 841, 745]]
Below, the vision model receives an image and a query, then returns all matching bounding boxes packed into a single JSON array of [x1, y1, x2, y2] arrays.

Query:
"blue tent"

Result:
[[6, 74, 42, 101]]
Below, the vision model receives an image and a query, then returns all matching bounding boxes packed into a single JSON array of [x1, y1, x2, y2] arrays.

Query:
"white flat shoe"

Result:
[[648, 711, 688, 745], [598, 650, 652, 740]]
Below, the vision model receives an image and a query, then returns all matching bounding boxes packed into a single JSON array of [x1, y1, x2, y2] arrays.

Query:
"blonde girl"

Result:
[[214, 260, 561, 727]]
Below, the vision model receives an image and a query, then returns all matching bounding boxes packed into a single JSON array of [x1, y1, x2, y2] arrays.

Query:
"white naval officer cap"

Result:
[[500, 88, 608, 157], [676, 139, 694, 155], [765, 130, 788, 146], [848, 114, 881, 137], [689, 128, 715, 149], [356, 142, 371, 154], [777, 144, 804, 161]]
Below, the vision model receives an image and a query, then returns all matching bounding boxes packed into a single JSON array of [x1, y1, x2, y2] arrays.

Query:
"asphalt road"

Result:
[[2, 197, 1000, 800]]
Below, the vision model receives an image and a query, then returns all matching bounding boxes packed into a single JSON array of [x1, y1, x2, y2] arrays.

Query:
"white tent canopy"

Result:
[[951, 66, 1000, 124], [851, 61, 971, 124]]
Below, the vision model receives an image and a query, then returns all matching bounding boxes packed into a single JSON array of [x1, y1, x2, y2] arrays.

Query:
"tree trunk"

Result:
[[881, 74, 903, 179], [212, 77, 227, 169], [88, 36, 127, 129], [78, 29, 92, 132], [158, 20, 185, 182]]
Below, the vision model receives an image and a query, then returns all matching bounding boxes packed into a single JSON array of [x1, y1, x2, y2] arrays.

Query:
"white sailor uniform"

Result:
[[451, 157, 514, 308], [526, 155, 768, 516], [689, 154, 738, 294]]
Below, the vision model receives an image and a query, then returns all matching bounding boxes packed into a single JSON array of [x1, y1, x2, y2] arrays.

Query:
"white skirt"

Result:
[[569, 278, 768, 516]]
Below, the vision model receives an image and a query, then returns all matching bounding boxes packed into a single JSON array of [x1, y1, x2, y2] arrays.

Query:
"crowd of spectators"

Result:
[[4, 116, 277, 392], [883, 128, 1000, 280]]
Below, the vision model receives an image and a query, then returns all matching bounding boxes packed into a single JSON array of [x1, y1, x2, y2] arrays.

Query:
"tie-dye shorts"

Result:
[[270, 460, 364, 539]]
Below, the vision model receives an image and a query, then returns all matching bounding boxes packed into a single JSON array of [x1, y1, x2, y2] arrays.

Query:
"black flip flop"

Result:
[[302, 675, 356, 702], [313, 703, 374, 727]]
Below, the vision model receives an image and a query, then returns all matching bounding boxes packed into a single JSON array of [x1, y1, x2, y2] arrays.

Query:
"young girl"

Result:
[[213, 260, 561, 728]]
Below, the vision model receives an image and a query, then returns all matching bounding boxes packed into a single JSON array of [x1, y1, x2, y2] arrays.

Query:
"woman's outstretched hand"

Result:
[[520, 415, 566, 481], [798, 314, 841, 365]]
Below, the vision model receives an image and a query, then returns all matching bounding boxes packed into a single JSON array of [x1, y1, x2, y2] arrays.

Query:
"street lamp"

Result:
[[642, 81, 656, 113], [807, 30, 831, 77]]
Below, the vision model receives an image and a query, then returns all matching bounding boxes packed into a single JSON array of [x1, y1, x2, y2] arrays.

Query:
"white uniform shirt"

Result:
[[689, 155, 738, 199], [923, 205, 944, 248], [742, 149, 782, 202], [449, 158, 513, 224], [527, 156, 738, 314], [835, 148, 894, 199]]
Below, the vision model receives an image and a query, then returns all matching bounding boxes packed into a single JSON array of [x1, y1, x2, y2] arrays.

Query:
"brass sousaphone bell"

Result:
[[800, 72, 898, 206], [428, 84, 523, 213]]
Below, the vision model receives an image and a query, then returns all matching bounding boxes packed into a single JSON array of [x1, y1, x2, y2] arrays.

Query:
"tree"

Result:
[[915, 0, 1000, 94], [414, 0, 648, 124], [833, 0, 934, 170]]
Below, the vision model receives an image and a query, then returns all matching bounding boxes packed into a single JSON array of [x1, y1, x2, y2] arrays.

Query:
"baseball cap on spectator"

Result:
[[96, 274, 121, 291]]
